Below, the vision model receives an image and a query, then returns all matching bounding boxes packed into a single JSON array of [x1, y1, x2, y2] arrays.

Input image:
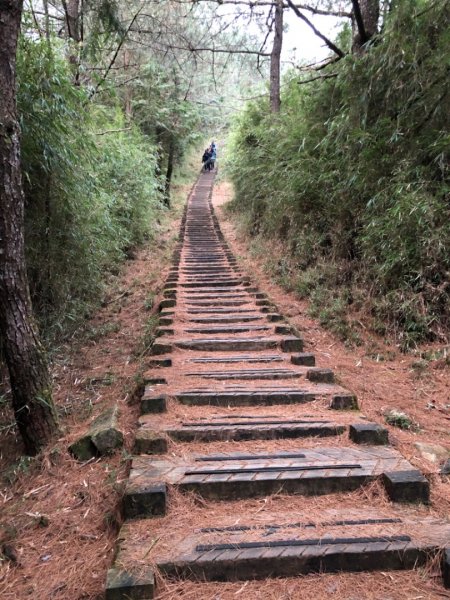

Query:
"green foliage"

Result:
[[384, 409, 418, 431], [17, 35, 163, 340], [228, 0, 450, 348]]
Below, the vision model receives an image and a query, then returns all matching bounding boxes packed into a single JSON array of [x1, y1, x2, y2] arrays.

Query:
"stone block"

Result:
[[159, 317, 173, 326], [147, 358, 172, 368], [69, 405, 123, 460], [151, 339, 172, 355], [163, 288, 177, 298], [141, 394, 167, 414], [349, 423, 389, 445], [155, 327, 174, 337], [266, 313, 284, 322], [105, 567, 155, 600], [123, 482, 167, 519], [307, 368, 335, 383], [159, 299, 176, 310], [291, 353, 316, 366], [275, 325, 294, 335], [134, 430, 168, 455], [441, 459, 450, 475], [280, 337, 304, 352], [330, 394, 358, 410], [142, 374, 167, 385], [68, 435, 97, 461], [383, 470, 430, 503]]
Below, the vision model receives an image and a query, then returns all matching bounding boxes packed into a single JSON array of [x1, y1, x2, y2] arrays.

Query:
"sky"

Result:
[[283, 11, 342, 64]]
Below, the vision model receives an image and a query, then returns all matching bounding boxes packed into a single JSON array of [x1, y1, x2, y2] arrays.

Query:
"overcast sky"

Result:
[[283, 11, 341, 64]]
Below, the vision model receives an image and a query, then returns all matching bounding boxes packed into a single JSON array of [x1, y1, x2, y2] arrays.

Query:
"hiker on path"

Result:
[[209, 142, 217, 171], [202, 147, 211, 171]]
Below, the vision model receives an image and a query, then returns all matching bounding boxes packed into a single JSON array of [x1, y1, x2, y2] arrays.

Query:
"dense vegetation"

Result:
[[16, 34, 204, 341], [18, 36, 163, 339], [228, 0, 450, 349]]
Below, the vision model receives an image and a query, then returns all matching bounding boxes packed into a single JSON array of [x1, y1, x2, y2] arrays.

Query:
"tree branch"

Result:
[[93, 7, 143, 95], [298, 72, 338, 84], [285, 0, 345, 58]]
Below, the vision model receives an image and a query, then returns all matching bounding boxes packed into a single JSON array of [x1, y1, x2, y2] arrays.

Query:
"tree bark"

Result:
[[0, 0, 60, 455], [270, 0, 283, 112], [352, 0, 380, 52], [63, 0, 81, 42], [164, 135, 175, 208]]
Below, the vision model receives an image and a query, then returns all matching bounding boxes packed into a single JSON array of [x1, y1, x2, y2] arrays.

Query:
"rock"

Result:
[[414, 442, 450, 465], [105, 567, 155, 599], [349, 423, 389, 445], [441, 459, 450, 475], [69, 405, 124, 460], [68, 435, 97, 461]]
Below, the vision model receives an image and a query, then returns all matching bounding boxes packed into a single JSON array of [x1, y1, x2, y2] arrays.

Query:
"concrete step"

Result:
[[174, 384, 344, 406], [183, 325, 271, 335], [163, 416, 346, 442], [123, 446, 429, 518], [187, 315, 264, 323], [184, 368, 301, 380], [187, 354, 285, 363], [172, 337, 303, 352], [114, 509, 450, 585]]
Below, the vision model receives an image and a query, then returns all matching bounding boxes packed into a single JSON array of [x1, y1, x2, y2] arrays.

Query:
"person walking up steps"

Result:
[[202, 147, 211, 171], [209, 141, 217, 171]]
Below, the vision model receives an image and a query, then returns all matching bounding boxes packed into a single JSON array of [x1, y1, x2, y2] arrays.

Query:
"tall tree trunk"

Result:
[[270, 0, 283, 113], [164, 136, 175, 208], [352, 0, 380, 52], [64, 0, 81, 42], [0, 0, 60, 455], [123, 48, 133, 118]]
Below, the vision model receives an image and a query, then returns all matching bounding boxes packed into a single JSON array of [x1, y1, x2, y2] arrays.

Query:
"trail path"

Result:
[[106, 172, 450, 598]]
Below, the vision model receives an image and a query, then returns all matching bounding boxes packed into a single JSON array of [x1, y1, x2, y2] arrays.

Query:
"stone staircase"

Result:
[[105, 171, 450, 599]]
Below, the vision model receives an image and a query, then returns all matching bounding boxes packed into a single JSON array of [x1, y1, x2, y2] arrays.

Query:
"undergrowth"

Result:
[[227, 0, 450, 350]]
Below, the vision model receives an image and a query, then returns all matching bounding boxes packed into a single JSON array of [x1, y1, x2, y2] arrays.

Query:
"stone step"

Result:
[[175, 387, 323, 406], [184, 368, 302, 380], [188, 354, 285, 363], [173, 337, 278, 352], [172, 337, 303, 353], [184, 325, 271, 335], [181, 280, 242, 288], [185, 308, 257, 314], [123, 447, 428, 518], [111, 510, 450, 596], [188, 315, 263, 323], [163, 417, 345, 442], [149, 509, 450, 583], [181, 288, 252, 294], [186, 300, 250, 307]]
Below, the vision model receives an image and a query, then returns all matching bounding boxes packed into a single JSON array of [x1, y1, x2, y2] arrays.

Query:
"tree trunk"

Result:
[[270, 0, 283, 113], [64, 0, 81, 42], [352, 0, 380, 52], [123, 48, 133, 118], [164, 136, 175, 208], [0, 0, 60, 455]]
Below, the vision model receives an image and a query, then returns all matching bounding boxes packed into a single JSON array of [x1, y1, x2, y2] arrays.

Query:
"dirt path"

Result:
[[106, 174, 450, 599]]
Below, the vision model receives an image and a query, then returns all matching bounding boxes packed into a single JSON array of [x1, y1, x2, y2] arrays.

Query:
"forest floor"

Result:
[[212, 181, 450, 483], [0, 183, 186, 599], [0, 177, 449, 600]]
